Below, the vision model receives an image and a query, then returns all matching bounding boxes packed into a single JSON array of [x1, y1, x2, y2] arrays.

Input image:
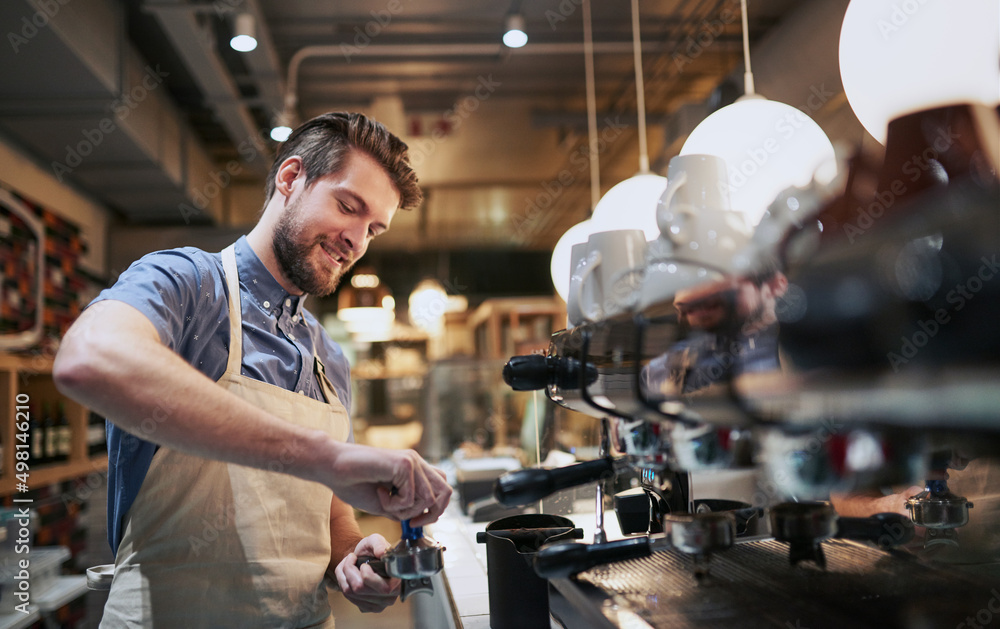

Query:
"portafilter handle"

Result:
[[534, 536, 661, 580], [493, 457, 615, 506], [835, 512, 915, 548]]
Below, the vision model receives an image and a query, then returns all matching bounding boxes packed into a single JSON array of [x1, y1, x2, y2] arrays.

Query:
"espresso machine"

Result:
[[496, 103, 1000, 628]]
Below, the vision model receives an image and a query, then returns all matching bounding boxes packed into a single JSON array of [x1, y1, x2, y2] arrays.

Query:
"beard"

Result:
[[271, 197, 353, 297]]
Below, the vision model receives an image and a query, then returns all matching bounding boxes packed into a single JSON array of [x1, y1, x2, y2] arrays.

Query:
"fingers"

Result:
[[410, 468, 452, 527], [335, 551, 401, 614], [336, 447, 452, 524], [354, 533, 392, 558]]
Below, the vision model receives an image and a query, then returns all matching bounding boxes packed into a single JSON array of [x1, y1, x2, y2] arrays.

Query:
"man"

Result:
[[642, 265, 788, 397], [53, 112, 452, 627]]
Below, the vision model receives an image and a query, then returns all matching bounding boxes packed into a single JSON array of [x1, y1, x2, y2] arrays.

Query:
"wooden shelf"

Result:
[[468, 296, 564, 359], [0, 353, 107, 496]]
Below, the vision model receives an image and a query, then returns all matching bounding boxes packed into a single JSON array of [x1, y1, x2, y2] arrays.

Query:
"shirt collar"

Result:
[[232, 235, 306, 318]]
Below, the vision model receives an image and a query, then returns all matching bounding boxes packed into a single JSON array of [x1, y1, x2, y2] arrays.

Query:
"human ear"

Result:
[[275, 156, 304, 198]]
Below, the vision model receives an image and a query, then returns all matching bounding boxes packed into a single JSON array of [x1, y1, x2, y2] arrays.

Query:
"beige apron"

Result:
[[101, 245, 351, 628]]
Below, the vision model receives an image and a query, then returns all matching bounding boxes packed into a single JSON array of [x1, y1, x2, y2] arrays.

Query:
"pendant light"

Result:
[[550, 0, 601, 302], [588, 0, 667, 241], [680, 0, 836, 228], [230, 13, 258, 52], [839, 0, 1000, 145]]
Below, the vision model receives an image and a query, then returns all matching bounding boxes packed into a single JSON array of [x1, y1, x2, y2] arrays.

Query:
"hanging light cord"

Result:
[[583, 0, 600, 213], [630, 0, 649, 173], [741, 0, 756, 95]]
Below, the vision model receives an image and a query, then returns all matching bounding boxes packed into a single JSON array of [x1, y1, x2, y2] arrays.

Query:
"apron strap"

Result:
[[220, 245, 243, 378]]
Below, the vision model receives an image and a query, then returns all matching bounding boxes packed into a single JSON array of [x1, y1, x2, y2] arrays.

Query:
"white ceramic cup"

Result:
[[575, 229, 647, 322], [566, 242, 591, 327], [656, 154, 751, 271]]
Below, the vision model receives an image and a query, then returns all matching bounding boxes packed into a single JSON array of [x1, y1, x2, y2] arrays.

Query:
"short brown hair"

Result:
[[264, 112, 422, 211]]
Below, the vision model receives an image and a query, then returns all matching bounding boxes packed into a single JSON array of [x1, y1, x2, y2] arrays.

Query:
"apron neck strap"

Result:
[[220, 245, 243, 377]]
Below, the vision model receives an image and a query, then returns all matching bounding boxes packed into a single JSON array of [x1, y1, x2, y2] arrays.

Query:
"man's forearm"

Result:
[[54, 301, 341, 486], [330, 494, 364, 567]]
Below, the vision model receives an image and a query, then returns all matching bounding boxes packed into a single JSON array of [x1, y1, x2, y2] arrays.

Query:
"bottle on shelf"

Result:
[[30, 401, 44, 464], [43, 401, 58, 465], [87, 411, 107, 457], [56, 401, 71, 462]]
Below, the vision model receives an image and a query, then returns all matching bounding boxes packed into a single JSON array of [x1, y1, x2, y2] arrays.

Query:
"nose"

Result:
[[341, 222, 368, 254]]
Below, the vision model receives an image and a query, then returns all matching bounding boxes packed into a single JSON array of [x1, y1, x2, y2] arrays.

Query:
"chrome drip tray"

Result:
[[550, 538, 1000, 629]]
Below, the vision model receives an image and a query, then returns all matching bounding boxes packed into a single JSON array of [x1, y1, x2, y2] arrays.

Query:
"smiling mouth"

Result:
[[320, 242, 349, 268]]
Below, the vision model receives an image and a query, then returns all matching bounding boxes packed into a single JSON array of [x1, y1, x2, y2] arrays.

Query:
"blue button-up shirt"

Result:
[[94, 236, 353, 554]]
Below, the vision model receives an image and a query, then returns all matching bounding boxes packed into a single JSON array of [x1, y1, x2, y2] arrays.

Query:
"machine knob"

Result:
[[503, 354, 596, 391], [503, 354, 552, 391]]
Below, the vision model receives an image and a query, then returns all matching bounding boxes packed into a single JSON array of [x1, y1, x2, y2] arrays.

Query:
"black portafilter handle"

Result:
[[835, 512, 915, 548], [534, 537, 652, 579], [502, 354, 596, 391], [493, 457, 615, 507], [355, 556, 389, 578]]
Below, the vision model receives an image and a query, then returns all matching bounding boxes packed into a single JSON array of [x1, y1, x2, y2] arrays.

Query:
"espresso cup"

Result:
[[575, 229, 646, 322]]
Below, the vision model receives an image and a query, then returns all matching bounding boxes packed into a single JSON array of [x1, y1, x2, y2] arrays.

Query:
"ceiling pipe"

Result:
[[284, 41, 664, 115]]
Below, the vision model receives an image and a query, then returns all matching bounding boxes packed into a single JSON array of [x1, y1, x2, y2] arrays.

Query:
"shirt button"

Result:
[[263, 300, 271, 309], [285, 298, 292, 307], [289, 334, 295, 341], [292, 315, 299, 323], [298, 390, 305, 395]]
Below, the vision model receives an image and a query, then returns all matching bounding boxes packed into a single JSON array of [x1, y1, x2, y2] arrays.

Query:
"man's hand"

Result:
[[326, 446, 452, 527], [830, 485, 925, 518], [333, 534, 401, 613]]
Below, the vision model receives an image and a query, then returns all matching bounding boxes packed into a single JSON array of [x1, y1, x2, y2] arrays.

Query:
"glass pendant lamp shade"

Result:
[[589, 173, 667, 241], [839, 0, 1000, 145], [680, 97, 836, 227]]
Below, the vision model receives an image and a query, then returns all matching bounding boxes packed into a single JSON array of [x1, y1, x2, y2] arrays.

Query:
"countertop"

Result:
[[427, 491, 619, 629]]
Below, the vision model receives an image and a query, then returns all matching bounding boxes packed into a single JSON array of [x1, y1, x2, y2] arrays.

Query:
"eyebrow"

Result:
[[341, 189, 388, 233]]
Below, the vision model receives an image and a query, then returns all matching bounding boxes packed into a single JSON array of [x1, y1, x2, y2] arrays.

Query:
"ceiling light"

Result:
[[338, 269, 394, 340], [839, 0, 1000, 144], [679, 0, 836, 226], [270, 106, 295, 142], [503, 14, 528, 48], [230, 13, 257, 52], [588, 0, 664, 241], [408, 279, 449, 335], [270, 126, 292, 142], [590, 173, 666, 240]]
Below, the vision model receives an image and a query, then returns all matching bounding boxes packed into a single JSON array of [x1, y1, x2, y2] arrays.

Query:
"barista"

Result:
[[53, 112, 451, 627]]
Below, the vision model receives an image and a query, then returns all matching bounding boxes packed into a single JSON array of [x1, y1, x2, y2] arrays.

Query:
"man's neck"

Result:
[[245, 225, 304, 296]]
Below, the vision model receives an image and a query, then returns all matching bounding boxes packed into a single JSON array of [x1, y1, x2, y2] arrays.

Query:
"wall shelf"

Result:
[[0, 353, 107, 496]]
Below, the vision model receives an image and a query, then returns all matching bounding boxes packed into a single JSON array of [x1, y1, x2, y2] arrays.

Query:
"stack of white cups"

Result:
[[567, 154, 754, 326]]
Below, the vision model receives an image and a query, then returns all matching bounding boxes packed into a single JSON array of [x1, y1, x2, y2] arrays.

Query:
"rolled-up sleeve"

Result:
[[90, 249, 212, 349]]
